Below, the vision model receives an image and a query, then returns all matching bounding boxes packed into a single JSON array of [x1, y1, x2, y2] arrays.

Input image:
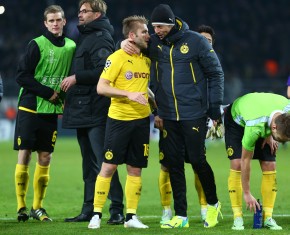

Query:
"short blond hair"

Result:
[[44, 5, 65, 21], [122, 15, 148, 38]]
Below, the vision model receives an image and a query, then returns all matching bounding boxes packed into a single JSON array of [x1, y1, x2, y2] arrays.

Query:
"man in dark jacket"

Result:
[[149, 4, 224, 228], [61, 0, 124, 224], [158, 24, 218, 225]]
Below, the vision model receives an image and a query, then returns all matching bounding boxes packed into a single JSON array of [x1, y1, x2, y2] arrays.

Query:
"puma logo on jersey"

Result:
[[192, 127, 199, 132], [128, 60, 133, 64]]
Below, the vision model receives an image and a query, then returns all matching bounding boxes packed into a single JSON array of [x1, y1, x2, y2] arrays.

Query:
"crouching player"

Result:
[[225, 92, 290, 230]]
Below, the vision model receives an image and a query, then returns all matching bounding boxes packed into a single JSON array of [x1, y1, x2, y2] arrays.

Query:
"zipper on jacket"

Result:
[[190, 62, 196, 83], [170, 45, 179, 121], [156, 61, 159, 82]]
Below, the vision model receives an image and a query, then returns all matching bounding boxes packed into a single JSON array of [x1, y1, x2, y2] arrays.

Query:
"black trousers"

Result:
[[160, 118, 218, 216], [77, 126, 124, 216]]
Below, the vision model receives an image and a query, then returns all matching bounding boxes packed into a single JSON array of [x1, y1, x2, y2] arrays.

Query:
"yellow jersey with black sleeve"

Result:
[[100, 49, 151, 121]]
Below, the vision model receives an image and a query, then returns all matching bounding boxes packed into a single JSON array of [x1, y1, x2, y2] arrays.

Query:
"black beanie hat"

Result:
[[151, 4, 175, 25]]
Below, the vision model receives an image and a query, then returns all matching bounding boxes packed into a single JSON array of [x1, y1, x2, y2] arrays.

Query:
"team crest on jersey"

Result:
[[180, 43, 189, 54], [159, 151, 164, 160], [227, 147, 234, 156], [17, 136, 21, 146], [105, 60, 112, 69], [163, 129, 167, 138], [125, 71, 133, 80], [105, 150, 113, 160]]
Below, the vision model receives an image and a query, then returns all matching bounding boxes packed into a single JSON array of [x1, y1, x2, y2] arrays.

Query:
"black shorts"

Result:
[[159, 118, 207, 167], [224, 105, 276, 161], [13, 110, 58, 152], [103, 117, 150, 168]]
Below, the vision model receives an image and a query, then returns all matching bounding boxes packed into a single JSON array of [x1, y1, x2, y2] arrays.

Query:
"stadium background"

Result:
[[2, 2, 290, 233], [0, 0, 289, 139]]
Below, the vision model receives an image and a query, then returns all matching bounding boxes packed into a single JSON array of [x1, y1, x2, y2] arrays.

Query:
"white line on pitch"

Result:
[[1, 214, 290, 221]]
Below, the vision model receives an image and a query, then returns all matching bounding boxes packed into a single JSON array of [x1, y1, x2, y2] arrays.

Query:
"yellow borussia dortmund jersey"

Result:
[[101, 49, 151, 120]]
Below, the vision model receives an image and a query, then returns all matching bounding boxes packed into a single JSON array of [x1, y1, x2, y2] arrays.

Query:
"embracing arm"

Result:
[[120, 39, 140, 55]]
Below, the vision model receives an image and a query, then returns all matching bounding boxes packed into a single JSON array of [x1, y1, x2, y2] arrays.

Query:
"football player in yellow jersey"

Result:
[[87, 15, 151, 229]]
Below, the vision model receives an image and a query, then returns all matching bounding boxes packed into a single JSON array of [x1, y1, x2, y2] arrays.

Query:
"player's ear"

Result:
[[128, 31, 136, 41], [271, 123, 277, 133]]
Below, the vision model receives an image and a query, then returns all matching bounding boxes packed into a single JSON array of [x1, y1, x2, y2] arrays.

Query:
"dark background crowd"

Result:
[[1, 0, 290, 104]]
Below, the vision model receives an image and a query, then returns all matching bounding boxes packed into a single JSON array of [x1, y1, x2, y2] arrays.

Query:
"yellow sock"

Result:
[[194, 172, 207, 207], [93, 175, 112, 213], [126, 175, 142, 214], [33, 163, 50, 209], [15, 164, 29, 211], [159, 169, 172, 209], [228, 169, 243, 218], [262, 171, 276, 219]]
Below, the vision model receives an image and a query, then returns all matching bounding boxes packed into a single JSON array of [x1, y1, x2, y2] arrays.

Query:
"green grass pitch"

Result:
[[1, 138, 290, 234]]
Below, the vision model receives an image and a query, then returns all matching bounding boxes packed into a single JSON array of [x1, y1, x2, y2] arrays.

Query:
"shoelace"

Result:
[[218, 207, 223, 219]]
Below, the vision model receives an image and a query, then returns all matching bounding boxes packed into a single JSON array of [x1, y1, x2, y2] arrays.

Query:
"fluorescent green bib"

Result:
[[20, 35, 75, 113]]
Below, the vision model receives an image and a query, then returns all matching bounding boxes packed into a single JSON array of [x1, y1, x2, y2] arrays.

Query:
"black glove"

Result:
[[152, 108, 158, 116], [207, 105, 221, 120]]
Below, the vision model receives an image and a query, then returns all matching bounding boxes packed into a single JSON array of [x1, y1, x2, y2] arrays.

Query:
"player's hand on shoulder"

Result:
[[121, 39, 140, 55]]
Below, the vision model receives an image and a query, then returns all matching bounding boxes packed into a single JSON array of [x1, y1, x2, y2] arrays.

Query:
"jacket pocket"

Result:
[[74, 50, 85, 70], [75, 49, 93, 70], [71, 87, 91, 108], [69, 87, 92, 122], [74, 96, 90, 106]]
